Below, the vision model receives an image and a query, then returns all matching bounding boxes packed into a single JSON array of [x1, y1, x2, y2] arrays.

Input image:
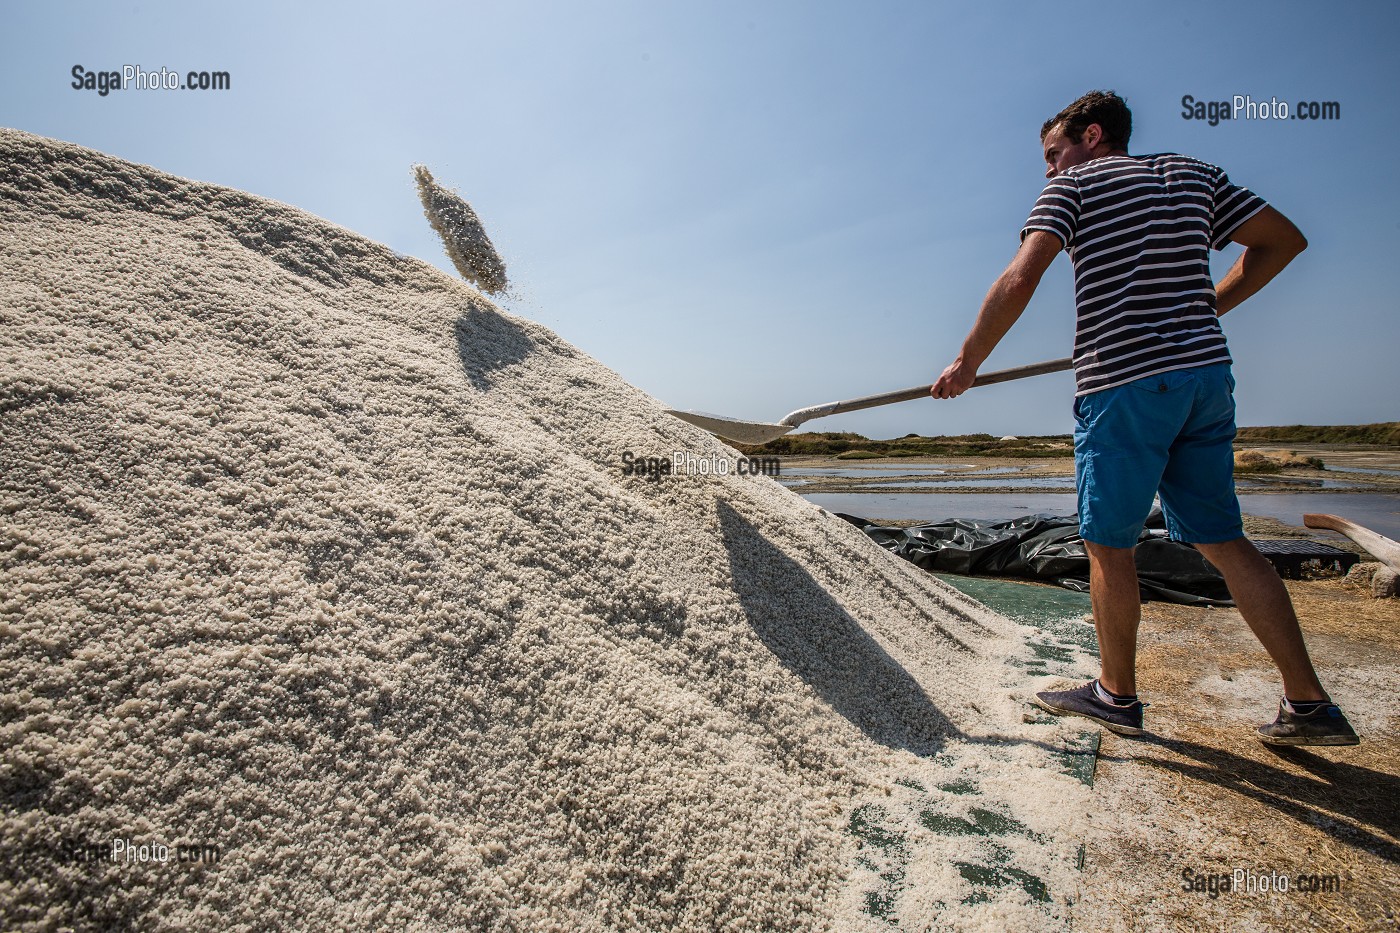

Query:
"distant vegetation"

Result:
[[1235, 423, 1400, 446], [734, 422, 1400, 458], [733, 432, 1074, 458]]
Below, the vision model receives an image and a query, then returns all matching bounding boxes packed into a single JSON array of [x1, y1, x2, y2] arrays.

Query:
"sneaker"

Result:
[[1034, 680, 1145, 736], [1257, 700, 1360, 747]]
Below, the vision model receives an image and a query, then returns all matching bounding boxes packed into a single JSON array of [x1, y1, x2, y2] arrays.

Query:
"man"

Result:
[[930, 90, 1358, 747]]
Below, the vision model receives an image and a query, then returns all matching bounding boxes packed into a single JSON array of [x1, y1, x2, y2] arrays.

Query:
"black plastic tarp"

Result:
[[838, 509, 1235, 606]]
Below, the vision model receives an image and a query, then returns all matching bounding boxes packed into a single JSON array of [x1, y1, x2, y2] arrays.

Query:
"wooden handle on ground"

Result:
[[1303, 513, 1400, 573]]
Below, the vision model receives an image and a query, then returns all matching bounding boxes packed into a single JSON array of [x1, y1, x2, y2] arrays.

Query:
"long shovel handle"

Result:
[[1304, 513, 1400, 573], [779, 357, 1074, 428]]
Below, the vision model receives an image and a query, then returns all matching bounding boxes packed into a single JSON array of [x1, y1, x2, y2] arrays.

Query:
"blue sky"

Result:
[[4, 0, 1397, 437]]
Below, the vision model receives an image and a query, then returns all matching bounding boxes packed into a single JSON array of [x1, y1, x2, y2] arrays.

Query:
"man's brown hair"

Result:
[[1041, 90, 1132, 150]]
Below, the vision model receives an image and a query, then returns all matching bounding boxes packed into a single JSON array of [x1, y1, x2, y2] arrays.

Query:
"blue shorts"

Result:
[[1073, 363, 1244, 549]]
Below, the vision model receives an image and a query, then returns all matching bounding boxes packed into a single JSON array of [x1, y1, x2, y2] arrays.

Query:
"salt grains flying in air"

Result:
[[413, 163, 508, 295]]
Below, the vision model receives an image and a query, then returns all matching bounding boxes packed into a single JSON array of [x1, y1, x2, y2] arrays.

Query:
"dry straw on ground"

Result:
[[1, 129, 1095, 931], [1233, 449, 1325, 474]]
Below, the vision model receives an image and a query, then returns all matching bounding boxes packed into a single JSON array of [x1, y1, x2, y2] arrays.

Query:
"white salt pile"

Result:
[[413, 164, 508, 294], [1, 128, 1097, 931]]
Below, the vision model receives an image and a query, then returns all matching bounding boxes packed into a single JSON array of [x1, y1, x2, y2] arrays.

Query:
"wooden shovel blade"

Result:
[[664, 410, 795, 446]]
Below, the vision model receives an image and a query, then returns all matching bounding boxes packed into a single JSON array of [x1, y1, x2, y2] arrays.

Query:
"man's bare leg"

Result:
[[1192, 537, 1327, 702], [1085, 541, 1143, 697]]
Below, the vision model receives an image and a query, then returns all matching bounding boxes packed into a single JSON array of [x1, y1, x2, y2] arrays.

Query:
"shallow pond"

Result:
[[863, 476, 1076, 489], [783, 465, 966, 477], [1326, 465, 1400, 478], [1245, 476, 1371, 490]]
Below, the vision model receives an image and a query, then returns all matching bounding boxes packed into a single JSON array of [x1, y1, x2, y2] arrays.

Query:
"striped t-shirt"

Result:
[[1021, 153, 1267, 396]]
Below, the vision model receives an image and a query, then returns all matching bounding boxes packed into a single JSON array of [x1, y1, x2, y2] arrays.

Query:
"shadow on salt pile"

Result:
[[453, 308, 534, 391], [717, 501, 963, 757]]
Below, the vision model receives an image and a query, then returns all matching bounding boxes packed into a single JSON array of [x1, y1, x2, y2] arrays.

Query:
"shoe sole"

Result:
[[1033, 696, 1145, 736], [1257, 732, 1361, 747]]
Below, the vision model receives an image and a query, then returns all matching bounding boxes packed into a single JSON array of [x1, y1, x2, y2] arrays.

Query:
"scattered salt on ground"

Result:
[[1, 128, 1096, 931], [413, 164, 508, 294]]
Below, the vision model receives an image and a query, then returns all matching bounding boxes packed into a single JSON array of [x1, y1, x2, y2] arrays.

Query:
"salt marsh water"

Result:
[[1328, 465, 1400, 478], [787, 466, 960, 477], [787, 465, 1020, 478], [1245, 476, 1370, 490], [864, 476, 1075, 489], [1235, 492, 1400, 540]]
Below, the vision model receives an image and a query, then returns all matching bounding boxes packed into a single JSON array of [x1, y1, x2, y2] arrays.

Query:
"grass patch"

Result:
[[1234, 449, 1327, 474], [1235, 422, 1400, 446]]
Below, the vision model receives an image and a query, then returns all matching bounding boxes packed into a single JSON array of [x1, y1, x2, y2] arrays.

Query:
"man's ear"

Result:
[[1083, 122, 1103, 149]]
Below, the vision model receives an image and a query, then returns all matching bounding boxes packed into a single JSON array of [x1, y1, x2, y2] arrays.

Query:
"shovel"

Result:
[[667, 357, 1074, 445], [1303, 513, 1400, 573]]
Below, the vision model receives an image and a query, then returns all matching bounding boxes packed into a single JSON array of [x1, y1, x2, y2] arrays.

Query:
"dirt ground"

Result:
[[783, 444, 1400, 928], [1070, 574, 1400, 931]]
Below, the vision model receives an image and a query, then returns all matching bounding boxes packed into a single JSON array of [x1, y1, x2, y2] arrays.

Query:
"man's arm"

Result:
[[1215, 205, 1307, 317], [930, 230, 1062, 399]]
